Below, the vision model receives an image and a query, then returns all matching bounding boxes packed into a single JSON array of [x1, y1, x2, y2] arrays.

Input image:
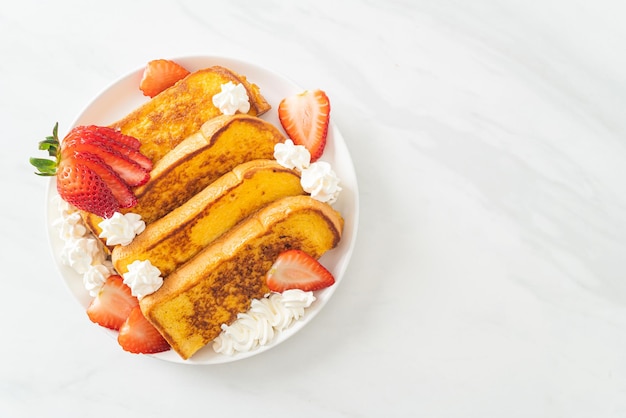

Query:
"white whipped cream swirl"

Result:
[[122, 260, 163, 299], [54, 197, 113, 294], [98, 212, 145, 246], [213, 289, 316, 355], [212, 82, 250, 115], [301, 161, 342, 204], [55, 211, 87, 240], [273, 139, 311, 171], [55, 195, 75, 218], [60, 236, 107, 275], [273, 141, 342, 204], [83, 261, 115, 296]]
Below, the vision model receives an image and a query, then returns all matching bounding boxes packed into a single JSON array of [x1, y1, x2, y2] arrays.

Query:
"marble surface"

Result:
[[2, 0, 626, 416]]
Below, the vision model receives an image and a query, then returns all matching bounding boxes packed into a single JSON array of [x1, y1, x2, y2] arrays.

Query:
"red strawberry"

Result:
[[87, 275, 139, 330], [56, 154, 120, 218], [96, 135, 152, 172], [31, 123, 150, 218], [63, 135, 150, 187], [266, 249, 335, 292], [72, 125, 142, 150], [118, 306, 170, 354], [73, 152, 137, 209], [71, 126, 152, 171], [139, 59, 190, 98], [278, 89, 330, 162]]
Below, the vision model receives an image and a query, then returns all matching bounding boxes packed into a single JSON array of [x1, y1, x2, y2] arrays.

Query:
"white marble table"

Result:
[[2, 0, 626, 416]]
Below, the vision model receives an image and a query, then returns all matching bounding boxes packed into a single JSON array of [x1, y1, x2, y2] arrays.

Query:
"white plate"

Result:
[[46, 56, 359, 364]]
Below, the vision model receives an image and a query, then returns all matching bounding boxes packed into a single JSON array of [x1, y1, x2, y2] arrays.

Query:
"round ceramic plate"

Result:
[[46, 56, 359, 364]]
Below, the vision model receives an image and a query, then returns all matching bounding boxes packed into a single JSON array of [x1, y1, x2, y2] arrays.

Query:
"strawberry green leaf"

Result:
[[30, 123, 61, 176], [38, 139, 59, 156], [30, 157, 57, 176]]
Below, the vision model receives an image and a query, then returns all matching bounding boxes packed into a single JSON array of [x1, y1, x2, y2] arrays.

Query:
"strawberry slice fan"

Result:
[[30, 123, 153, 219]]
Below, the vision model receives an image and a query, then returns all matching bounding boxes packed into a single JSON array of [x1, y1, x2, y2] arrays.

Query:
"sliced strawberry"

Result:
[[77, 125, 142, 150], [103, 128, 142, 151], [278, 89, 330, 162], [68, 128, 153, 172], [87, 275, 139, 330], [266, 249, 335, 292], [74, 152, 137, 209], [63, 136, 150, 187], [139, 59, 190, 98], [97, 136, 152, 172], [31, 123, 147, 218], [75, 126, 152, 171], [118, 306, 170, 354], [70, 126, 152, 171], [56, 154, 120, 218]]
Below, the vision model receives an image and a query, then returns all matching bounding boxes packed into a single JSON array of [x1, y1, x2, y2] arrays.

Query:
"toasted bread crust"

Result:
[[139, 196, 344, 359], [110, 66, 271, 164], [111, 159, 305, 277]]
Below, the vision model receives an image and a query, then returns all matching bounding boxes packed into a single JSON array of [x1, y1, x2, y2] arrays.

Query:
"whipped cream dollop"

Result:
[[273, 141, 342, 204], [301, 161, 342, 204], [60, 236, 107, 275], [122, 260, 163, 299], [213, 289, 316, 355], [55, 195, 74, 217], [54, 197, 87, 240], [212, 82, 250, 115], [56, 211, 87, 240], [98, 212, 145, 246], [54, 196, 113, 295], [83, 261, 115, 297], [273, 139, 311, 171]]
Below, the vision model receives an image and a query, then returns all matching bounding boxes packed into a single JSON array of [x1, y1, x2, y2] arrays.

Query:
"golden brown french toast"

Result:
[[111, 159, 305, 277], [126, 114, 285, 224], [110, 66, 271, 164], [82, 114, 286, 237], [139, 195, 344, 359]]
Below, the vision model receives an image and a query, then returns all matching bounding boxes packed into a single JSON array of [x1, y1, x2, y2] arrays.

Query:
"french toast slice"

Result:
[[110, 66, 271, 164], [82, 114, 286, 237], [139, 195, 344, 360], [126, 114, 286, 224], [111, 159, 305, 277]]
